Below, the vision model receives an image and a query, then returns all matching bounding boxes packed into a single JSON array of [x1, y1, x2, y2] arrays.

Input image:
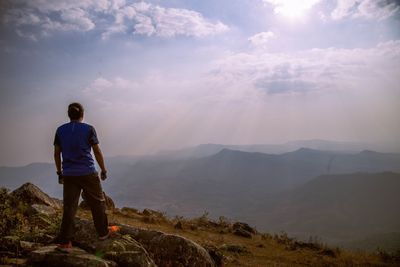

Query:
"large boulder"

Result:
[[73, 219, 156, 267], [72, 219, 216, 267], [11, 183, 62, 209], [119, 224, 216, 267], [30, 245, 117, 267]]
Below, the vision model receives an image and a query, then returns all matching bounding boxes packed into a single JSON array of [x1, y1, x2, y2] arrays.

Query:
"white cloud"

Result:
[[132, 12, 155, 36], [83, 75, 162, 106], [60, 8, 95, 31], [4, 0, 229, 41], [332, 0, 400, 20], [85, 77, 113, 93], [248, 31, 275, 47], [22, 0, 110, 12], [210, 40, 400, 95], [104, 2, 229, 39], [263, 0, 322, 17]]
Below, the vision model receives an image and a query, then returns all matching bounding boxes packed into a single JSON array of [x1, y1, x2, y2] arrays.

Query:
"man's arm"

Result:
[[54, 145, 62, 173], [92, 144, 107, 173]]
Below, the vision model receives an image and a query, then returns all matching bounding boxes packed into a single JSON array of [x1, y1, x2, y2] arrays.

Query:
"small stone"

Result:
[[1, 257, 27, 266], [220, 244, 250, 254], [232, 222, 256, 238], [121, 207, 139, 214], [233, 228, 252, 238], [20, 241, 42, 253], [174, 221, 183, 230], [142, 209, 163, 217]]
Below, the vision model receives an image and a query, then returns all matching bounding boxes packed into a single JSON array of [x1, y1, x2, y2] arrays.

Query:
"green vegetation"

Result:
[[0, 187, 28, 236]]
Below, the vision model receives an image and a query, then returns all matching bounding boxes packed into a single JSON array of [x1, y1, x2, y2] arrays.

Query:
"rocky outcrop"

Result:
[[73, 219, 156, 267], [118, 224, 215, 267], [3, 183, 217, 267], [10, 183, 62, 209], [73, 219, 215, 266]]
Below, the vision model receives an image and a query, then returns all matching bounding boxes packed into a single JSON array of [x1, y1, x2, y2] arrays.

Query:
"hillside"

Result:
[[1, 183, 399, 267], [257, 172, 400, 250]]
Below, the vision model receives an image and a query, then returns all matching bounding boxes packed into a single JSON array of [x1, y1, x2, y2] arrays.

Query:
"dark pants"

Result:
[[58, 173, 108, 243]]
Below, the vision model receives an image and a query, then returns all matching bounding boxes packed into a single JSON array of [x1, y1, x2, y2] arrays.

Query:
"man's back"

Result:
[[54, 121, 98, 176]]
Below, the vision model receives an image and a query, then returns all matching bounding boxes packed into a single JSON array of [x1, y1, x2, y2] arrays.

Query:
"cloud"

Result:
[[84, 77, 113, 93], [248, 31, 275, 47], [210, 40, 400, 95], [3, 0, 229, 41], [255, 80, 317, 94], [262, 0, 322, 17], [83, 74, 188, 107], [15, 29, 38, 42], [103, 2, 229, 39], [22, 0, 110, 12], [59, 8, 95, 31], [331, 0, 400, 20]]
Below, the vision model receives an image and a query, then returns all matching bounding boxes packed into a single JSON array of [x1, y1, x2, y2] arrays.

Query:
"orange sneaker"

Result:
[[99, 225, 120, 240], [55, 241, 72, 253]]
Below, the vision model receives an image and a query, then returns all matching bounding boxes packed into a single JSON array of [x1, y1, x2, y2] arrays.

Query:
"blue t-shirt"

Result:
[[54, 121, 99, 176]]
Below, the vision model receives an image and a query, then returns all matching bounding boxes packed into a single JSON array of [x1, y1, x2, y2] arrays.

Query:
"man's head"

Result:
[[68, 102, 84, 121]]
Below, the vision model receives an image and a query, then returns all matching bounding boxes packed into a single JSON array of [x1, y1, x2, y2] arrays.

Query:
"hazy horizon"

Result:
[[1, 0, 400, 166]]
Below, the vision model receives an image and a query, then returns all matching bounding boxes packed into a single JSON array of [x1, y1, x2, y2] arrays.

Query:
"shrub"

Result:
[[0, 188, 28, 236]]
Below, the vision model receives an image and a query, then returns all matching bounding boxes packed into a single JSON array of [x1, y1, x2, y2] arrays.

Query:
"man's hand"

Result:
[[54, 145, 62, 184], [57, 171, 63, 184], [100, 170, 107, 181], [93, 144, 108, 180]]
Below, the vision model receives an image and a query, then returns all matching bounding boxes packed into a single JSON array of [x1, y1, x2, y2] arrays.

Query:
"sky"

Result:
[[0, 0, 400, 166]]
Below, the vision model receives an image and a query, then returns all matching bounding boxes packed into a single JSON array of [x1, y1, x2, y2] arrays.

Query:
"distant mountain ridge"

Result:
[[156, 139, 374, 159], [1, 146, 400, 251]]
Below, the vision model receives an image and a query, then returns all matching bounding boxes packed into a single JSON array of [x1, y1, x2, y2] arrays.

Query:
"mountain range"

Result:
[[1, 140, 400, 251]]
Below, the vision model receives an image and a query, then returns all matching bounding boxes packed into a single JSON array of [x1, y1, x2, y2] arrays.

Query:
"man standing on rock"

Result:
[[53, 102, 116, 252]]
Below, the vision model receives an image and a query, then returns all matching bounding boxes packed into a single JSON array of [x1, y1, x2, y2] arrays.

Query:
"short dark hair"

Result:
[[68, 102, 84, 120]]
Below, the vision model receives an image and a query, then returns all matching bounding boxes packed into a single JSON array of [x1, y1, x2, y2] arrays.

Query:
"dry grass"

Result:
[[77, 208, 399, 267]]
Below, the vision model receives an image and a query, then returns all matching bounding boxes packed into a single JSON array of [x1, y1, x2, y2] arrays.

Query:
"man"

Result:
[[54, 102, 116, 252]]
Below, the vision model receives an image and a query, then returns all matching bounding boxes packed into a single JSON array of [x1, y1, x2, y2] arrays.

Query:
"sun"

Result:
[[269, 0, 320, 19]]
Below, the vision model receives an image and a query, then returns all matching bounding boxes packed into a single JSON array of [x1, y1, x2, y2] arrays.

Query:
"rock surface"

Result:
[[30, 245, 117, 267], [119, 224, 215, 267], [74, 219, 156, 267], [232, 222, 256, 238], [10, 183, 62, 209], [30, 204, 57, 216]]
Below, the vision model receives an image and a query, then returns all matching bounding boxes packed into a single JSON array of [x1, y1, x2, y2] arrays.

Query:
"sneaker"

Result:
[[99, 225, 120, 240], [55, 242, 72, 253]]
